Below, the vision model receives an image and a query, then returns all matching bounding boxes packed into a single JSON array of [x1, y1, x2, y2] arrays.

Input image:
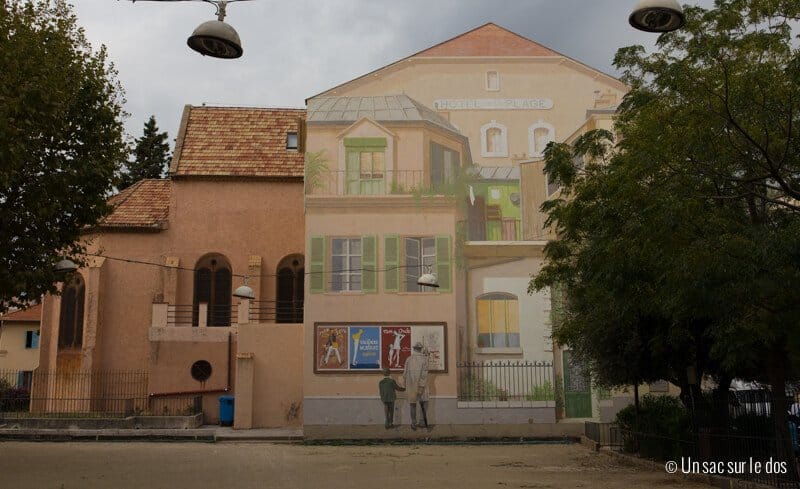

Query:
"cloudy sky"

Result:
[[70, 0, 712, 144]]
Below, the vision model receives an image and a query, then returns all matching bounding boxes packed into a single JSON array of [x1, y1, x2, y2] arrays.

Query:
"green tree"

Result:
[[0, 0, 127, 312], [532, 0, 800, 461], [118, 115, 171, 190]]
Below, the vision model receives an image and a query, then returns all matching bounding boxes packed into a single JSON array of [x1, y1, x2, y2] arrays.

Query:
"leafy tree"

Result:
[[532, 0, 800, 461], [118, 115, 170, 190], [0, 0, 127, 312]]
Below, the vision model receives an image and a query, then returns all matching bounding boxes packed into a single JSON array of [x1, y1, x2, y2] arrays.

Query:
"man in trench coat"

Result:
[[403, 342, 429, 429]]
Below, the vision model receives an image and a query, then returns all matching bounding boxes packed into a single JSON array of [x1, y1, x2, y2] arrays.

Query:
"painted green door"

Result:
[[563, 350, 592, 418]]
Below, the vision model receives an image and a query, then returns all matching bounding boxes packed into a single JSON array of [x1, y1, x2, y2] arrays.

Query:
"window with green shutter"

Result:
[[384, 234, 400, 292], [309, 236, 326, 294], [435, 235, 452, 292]]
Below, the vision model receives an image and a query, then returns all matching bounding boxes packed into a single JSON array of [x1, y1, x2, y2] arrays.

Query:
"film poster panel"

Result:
[[317, 326, 348, 371], [349, 326, 381, 369], [381, 326, 411, 371], [411, 325, 445, 371]]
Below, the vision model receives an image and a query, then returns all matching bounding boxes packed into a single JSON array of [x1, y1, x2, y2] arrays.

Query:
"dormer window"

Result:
[[286, 132, 298, 150]]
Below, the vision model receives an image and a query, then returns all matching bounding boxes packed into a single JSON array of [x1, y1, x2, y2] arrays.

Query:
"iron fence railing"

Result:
[[584, 422, 624, 448], [457, 361, 554, 402], [168, 304, 237, 326], [248, 300, 304, 324], [0, 370, 201, 418]]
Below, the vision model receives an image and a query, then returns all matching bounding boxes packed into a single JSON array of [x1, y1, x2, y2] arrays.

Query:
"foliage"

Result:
[[616, 395, 693, 461], [118, 115, 170, 190], [304, 150, 330, 193], [525, 379, 555, 401], [0, 380, 30, 412], [460, 374, 508, 401], [531, 0, 800, 401], [0, 0, 127, 312]]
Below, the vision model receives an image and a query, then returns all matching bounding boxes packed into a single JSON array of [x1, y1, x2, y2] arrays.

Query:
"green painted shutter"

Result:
[[309, 236, 326, 294], [384, 234, 400, 293], [346, 151, 360, 195], [361, 235, 377, 293], [435, 235, 452, 293]]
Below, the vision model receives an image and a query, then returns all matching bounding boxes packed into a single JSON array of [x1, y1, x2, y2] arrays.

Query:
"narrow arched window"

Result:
[[276, 254, 304, 323], [476, 292, 520, 349], [481, 121, 508, 157], [58, 274, 85, 349], [193, 254, 232, 327], [528, 121, 555, 157]]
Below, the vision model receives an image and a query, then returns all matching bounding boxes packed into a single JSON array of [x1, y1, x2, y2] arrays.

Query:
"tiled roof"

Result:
[[101, 179, 171, 229], [0, 304, 42, 323], [172, 106, 305, 178], [307, 95, 460, 134], [415, 23, 560, 58]]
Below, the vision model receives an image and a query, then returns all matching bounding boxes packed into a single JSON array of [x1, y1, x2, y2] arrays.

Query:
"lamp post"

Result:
[[629, 0, 686, 33]]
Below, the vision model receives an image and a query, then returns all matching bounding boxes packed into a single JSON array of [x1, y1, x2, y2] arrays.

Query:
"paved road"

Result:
[[1, 441, 708, 489]]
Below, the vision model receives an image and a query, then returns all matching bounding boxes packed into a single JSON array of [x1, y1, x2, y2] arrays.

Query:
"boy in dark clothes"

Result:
[[379, 367, 405, 429]]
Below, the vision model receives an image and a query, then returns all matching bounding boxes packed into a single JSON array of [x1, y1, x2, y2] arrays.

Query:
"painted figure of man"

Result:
[[323, 331, 342, 366], [403, 342, 430, 430], [388, 330, 405, 367]]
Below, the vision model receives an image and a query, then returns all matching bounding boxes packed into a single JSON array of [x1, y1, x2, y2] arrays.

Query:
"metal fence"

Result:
[[457, 361, 554, 402], [306, 170, 427, 196], [0, 370, 202, 418], [584, 422, 624, 448], [249, 300, 304, 323]]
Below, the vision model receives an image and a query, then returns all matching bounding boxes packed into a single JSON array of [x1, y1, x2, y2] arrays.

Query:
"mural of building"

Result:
[[0, 304, 42, 388], [306, 23, 628, 424], [36, 106, 307, 425]]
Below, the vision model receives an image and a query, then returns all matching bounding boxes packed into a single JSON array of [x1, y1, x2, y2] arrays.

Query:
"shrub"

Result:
[[615, 394, 692, 460]]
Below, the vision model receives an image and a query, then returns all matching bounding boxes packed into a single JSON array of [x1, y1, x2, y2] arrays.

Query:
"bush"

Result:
[[0, 385, 30, 412], [615, 394, 692, 460], [526, 380, 555, 401]]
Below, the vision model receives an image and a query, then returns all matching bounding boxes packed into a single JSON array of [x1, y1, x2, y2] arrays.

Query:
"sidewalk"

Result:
[[0, 425, 303, 443]]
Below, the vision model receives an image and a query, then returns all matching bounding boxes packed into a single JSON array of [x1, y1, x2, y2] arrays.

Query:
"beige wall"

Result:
[[38, 179, 305, 422], [0, 321, 40, 372], [322, 58, 626, 167]]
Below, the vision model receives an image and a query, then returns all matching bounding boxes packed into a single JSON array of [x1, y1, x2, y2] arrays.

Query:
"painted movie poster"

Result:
[[349, 326, 380, 369], [316, 326, 348, 370], [411, 325, 445, 371], [381, 326, 411, 371]]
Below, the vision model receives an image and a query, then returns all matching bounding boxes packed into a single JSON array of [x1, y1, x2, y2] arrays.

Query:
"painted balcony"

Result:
[[305, 169, 460, 197]]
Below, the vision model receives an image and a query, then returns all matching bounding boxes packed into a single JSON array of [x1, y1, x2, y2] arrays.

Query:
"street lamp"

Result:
[[127, 0, 250, 59], [629, 0, 686, 33], [233, 277, 255, 299]]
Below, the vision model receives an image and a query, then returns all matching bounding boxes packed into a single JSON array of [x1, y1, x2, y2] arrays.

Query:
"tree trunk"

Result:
[[767, 346, 798, 480]]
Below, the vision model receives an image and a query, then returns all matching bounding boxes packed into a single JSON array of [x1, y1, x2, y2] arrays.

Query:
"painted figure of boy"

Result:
[[379, 367, 405, 429]]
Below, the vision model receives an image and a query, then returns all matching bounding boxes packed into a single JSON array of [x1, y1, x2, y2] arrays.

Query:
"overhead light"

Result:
[[233, 277, 255, 299], [629, 0, 686, 33], [417, 272, 440, 289], [187, 1, 243, 58], [54, 258, 78, 275]]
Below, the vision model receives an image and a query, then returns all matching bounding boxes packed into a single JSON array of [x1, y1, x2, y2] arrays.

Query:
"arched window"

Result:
[[528, 121, 555, 157], [476, 292, 520, 349], [193, 254, 232, 327], [480, 121, 508, 157], [276, 254, 304, 323], [58, 274, 85, 349]]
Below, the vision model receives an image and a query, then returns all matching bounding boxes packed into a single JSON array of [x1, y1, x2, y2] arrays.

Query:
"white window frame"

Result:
[[485, 71, 500, 92], [528, 121, 555, 158], [403, 236, 436, 292], [480, 121, 508, 157], [330, 237, 362, 292]]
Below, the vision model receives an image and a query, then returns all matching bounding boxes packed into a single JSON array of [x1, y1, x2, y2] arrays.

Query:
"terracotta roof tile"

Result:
[[0, 304, 42, 322], [173, 106, 305, 178], [101, 179, 171, 229], [415, 23, 560, 58]]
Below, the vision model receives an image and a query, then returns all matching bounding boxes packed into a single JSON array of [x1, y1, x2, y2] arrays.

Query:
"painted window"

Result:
[[24, 330, 39, 349], [486, 71, 500, 91], [331, 238, 362, 292], [384, 235, 452, 293], [193, 254, 232, 327], [528, 121, 555, 157], [430, 142, 460, 188], [344, 138, 387, 195], [477, 292, 520, 348], [286, 132, 298, 150], [480, 122, 508, 157], [58, 274, 84, 349]]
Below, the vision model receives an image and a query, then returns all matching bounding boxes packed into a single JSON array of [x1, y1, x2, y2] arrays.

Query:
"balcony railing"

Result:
[[153, 300, 303, 328], [462, 218, 522, 241], [307, 170, 456, 196]]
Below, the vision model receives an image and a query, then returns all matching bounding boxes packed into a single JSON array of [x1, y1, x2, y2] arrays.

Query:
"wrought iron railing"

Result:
[[457, 361, 554, 402], [306, 169, 458, 196], [249, 300, 304, 324]]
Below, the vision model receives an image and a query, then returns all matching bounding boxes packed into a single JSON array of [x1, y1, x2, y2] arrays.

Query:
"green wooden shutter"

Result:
[[361, 235, 377, 293], [346, 151, 360, 195], [309, 236, 326, 294], [384, 234, 400, 293], [435, 235, 452, 292]]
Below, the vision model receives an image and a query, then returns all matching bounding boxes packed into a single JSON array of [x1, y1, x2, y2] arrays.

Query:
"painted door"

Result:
[[563, 350, 592, 418]]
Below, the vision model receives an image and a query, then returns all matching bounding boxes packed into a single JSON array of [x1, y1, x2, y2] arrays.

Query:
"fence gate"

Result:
[[563, 351, 592, 418]]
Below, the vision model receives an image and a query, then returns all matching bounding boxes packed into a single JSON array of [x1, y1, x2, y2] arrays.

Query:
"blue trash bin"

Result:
[[219, 395, 235, 426]]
